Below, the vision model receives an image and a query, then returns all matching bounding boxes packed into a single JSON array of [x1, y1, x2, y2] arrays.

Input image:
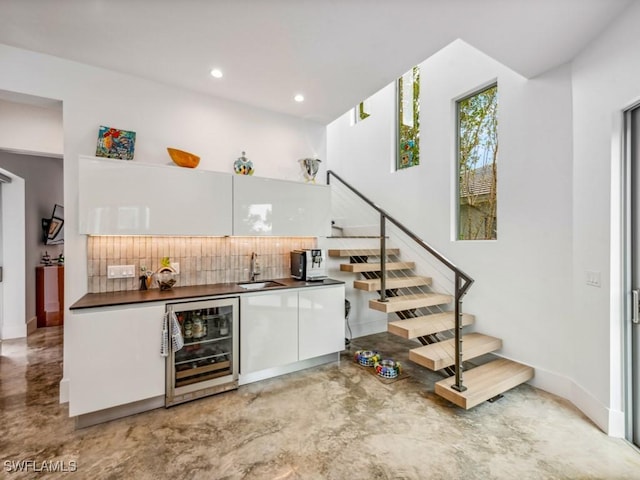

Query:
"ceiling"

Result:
[[0, 0, 633, 124]]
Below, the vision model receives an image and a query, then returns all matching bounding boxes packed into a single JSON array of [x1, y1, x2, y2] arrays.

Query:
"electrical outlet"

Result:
[[586, 270, 601, 287], [107, 264, 136, 279]]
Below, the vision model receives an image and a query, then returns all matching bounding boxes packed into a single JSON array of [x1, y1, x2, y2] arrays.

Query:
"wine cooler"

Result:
[[165, 297, 239, 407]]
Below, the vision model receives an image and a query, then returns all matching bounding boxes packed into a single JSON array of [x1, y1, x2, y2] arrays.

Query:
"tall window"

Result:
[[352, 99, 371, 125], [357, 100, 371, 121], [457, 84, 498, 240], [397, 66, 420, 170]]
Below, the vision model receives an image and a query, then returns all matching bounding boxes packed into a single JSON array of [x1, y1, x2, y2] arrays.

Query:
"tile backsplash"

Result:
[[87, 236, 317, 293]]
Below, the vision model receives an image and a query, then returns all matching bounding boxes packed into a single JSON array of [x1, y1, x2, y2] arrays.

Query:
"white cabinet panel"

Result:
[[298, 285, 345, 361], [240, 290, 299, 374], [233, 175, 331, 236], [68, 303, 166, 416], [79, 156, 232, 235]]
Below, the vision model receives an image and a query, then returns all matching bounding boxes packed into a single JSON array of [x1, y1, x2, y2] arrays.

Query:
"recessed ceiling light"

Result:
[[210, 68, 223, 79], [294, 94, 305, 103]]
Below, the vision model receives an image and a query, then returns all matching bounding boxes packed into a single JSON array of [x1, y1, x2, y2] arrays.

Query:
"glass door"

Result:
[[627, 104, 640, 447], [166, 297, 239, 407]]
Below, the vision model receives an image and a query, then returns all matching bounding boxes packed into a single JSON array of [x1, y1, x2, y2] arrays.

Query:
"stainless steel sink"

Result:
[[237, 281, 285, 290]]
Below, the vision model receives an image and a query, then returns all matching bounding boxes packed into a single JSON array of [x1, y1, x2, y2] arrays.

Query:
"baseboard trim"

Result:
[[508, 359, 623, 437], [239, 353, 339, 386], [1, 323, 27, 340], [59, 378, 69, 404], [75, 395, 164, 429], [26, 316, 37, 335], [608, 408, 626, 438]]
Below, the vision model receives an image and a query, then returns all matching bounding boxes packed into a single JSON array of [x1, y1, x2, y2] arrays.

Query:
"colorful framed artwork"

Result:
[[96, 126, 136, 160]]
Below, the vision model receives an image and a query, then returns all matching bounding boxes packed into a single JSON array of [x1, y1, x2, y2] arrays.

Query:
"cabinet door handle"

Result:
[[633, 290, 639, 324]]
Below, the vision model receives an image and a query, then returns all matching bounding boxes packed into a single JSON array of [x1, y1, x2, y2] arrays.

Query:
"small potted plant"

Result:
[[155, 257, 177, 291]]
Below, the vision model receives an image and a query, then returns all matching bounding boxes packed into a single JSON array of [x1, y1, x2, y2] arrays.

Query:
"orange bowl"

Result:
[[167, 147, 200, 168]]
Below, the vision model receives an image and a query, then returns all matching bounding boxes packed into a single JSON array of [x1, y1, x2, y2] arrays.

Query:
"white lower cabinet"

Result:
[[240, 285, 345, 376], [240, 290, 299, 374], [68, 303, 166, 416], [68, 284, 345, 417], [299, 285, 345, 361]]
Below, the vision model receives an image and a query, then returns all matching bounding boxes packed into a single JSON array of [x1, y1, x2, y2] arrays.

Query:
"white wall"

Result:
[[0, 167, 26, 339], [327, 39, 576, 419], [0, 43, 326, 402], [570, 0, 640, 436], [0, 98, 63, 156]]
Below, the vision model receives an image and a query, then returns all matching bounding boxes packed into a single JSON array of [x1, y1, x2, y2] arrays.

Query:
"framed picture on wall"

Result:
[[96, 125, 136, 160], [42, 204, 64, 245]]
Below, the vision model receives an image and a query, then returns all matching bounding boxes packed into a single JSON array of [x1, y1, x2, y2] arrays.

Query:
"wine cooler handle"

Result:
[[633, 289, 639, 324]]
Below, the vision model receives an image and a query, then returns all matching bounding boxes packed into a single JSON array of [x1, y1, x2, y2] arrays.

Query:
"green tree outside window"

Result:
[[358, 101, 370, 121], [397, 66, 420, 170], [457, 84, 498, 240]]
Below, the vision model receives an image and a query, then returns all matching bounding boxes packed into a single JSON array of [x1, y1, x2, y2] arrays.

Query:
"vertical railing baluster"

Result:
[[379, 213, 387, 302], [451, 272, 467, 392]]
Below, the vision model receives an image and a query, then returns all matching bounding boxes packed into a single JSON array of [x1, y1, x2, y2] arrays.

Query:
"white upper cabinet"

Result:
[[233, 175, 331, 236], [79, 156, 233, 235], [79, 156, 331, 236]]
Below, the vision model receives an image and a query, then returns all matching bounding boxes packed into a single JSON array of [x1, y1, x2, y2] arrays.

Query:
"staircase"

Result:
[[330, 247, 533, 408], [327, 171, 534, 409]]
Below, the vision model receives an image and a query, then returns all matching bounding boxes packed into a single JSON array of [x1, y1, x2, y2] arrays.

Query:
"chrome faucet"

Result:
[[249, 252, 260, 282]]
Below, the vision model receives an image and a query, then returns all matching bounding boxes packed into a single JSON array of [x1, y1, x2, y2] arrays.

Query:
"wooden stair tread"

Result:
[[369, 293, 453, 313], [388, 312, 475, 339], [340, 261, 415, 273], [408, 333, 502, 370], [329, 248, 400, 257], [435, 358, 534, 409], [354, 276, 432, 292]]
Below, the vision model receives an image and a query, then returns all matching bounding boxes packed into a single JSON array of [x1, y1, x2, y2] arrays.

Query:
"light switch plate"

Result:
[[586, 270, 601, 287]]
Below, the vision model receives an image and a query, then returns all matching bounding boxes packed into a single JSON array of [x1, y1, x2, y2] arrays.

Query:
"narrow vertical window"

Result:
[[358, 100, 371, 121], [397, 66, 420, 170], [352, 99, 371, 125], [457, 84, 498, 240]]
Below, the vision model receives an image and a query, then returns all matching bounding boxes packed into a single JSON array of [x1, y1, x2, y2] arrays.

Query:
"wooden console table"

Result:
[[36, 265, 64, 327]]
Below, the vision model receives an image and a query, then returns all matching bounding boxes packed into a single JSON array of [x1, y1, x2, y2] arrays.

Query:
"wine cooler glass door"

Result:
[[165, 297, 239, 406]]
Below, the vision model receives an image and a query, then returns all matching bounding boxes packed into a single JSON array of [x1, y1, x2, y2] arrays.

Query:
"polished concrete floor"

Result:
[[2, 327, 640, 479]]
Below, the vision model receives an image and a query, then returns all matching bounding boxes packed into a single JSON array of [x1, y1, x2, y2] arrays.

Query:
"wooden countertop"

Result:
[[70, 277, 344, 310]]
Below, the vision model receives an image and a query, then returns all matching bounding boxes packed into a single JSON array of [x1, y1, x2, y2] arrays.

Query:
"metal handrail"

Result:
[[327, 169, 474, 392]]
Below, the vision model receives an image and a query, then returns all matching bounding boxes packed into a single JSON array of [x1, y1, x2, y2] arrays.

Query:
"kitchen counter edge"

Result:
[[70, 278, 345, 310]]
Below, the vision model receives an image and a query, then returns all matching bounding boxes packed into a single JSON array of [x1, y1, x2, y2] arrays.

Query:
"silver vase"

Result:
[[299, 158, 321, 183]]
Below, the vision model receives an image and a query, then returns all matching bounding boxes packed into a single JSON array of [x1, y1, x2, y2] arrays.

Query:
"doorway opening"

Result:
[[0, 91, 63, 341]]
